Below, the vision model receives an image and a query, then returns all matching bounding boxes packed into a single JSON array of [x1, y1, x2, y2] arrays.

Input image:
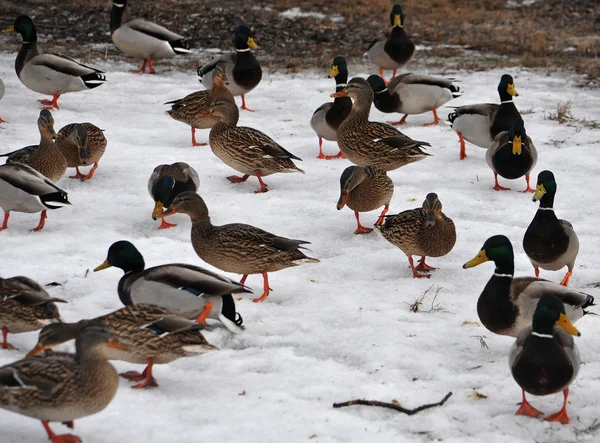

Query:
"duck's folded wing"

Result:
[[453, 103, 498, 117], [32, 54, 104, 76], [0, 356, 75, 391], [0, 163, 63, 196], [381, 131, 432, 151], [10, 292, 67, 306], [197, 53, 235, 78], [127, 18, 185, 41], [512, 277, 594, 308]]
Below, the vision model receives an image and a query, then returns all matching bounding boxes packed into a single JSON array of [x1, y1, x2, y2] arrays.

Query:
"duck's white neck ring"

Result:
[[537, 207, 554, 211], [375, 88, 388, 94], [22, 41, 30, 44], [531, 332, 553, 339], [493, 273, 513, 278], [500, 100, 513, 104], [236, 48, 250, 53], [336, 83, 347, 88]]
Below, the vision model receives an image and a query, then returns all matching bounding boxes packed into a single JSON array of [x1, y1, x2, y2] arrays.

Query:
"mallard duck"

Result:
[[486, 117, 537, 192], [206, 97, 303, 193], [310, 56, 352, 159], [1, 110, 67, 182], [28, 303, 217, 389], [0, 78, 5, 123], [165, 64, 234, 147], [509, 294, 580, 424], [463, 235, 594, 337], [198, 26, 262, 111], [331, 78, 430, 171], [56, 123, 107, 181], [523, 171, 578, 286], [94, 240, 249, 333], [337, 166, 394, 235], [448, 74, 520, 160], [0, 275, 65, 350], [4, 16, 106, 110], [148, 162, 200, 229], [158, 192, 320, 303], [366, 4, 415, 83], [0, 163, 71, 232], [378, 193, 456, 278], [367, 73, 462, 126], [110, 0, 191, 74], [0, 322, 123, 443]]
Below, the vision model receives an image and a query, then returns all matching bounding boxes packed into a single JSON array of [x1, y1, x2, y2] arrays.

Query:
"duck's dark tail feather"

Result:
[[448, 111, 459, 124], [582, 294, 595, 315], [170, 39, 191, 54], [81, 73, 107, 89]]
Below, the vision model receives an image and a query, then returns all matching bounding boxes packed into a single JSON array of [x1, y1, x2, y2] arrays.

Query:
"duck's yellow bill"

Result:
[[94, 260, 112, 272], [533, 184, 546, 201], [507, 83, 519, 96], [512, 135, 522, 155], [463, 250, 489, 269], [557, 313, 580, 336], [152, 201, 164, 220], [329, 65, 339, 78], [3, 26, 15, 33], [393, 14, 401, 26], [247, 37, 258, 50]]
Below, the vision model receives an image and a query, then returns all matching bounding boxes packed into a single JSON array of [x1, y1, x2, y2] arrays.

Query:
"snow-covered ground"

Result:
[[0, 51, 599, 443]]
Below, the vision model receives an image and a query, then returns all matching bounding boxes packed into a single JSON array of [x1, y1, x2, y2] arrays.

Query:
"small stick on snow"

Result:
[[332, 392, 452, 415]]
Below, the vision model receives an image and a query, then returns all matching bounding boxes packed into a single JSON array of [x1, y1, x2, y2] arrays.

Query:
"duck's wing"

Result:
[[234, 127, 303, 161], [126, 18, 185, 42], [32, 53, 104, 76], [0, 163, 63, 197]]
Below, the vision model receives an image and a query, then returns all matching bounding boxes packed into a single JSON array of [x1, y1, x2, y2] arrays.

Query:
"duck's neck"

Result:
[[209, 81, 231, 102], [373, 86, 400, 112], [492, 257, 514, 277], [37, 131, 61, 156], [498, 89, 514, 103], [110, 4, 125, 33], [16, 39, 39, 77], [347, 95, 372, 121]]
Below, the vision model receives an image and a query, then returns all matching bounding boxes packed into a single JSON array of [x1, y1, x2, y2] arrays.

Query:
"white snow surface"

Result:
[[0, 52, 599, 443]]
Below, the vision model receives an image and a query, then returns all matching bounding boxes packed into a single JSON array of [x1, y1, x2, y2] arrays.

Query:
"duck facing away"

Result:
[[367, 73, 462, 126], [332, 78, 431, 171], [0, 322, 124, 443], [337, 166, 394, 235], [463, 235, 593, 337], [56, 122, 107, 181], [509, 294, 581, 424], [148, 162, 200, 229], [165, 64, 233, 146], [1, 110, 68, 182], [198, 26, 262, 111], [523, 170, 578, 286], [0, 163, 71, 232], [206, 97, 303, 193], [0, 275, 65, 350], [28, 304, 217, 390], [158, 192, 320, 303], [310, 56, 352, 159], [485, 118, 537, 192], [379, 193, 456, 278], [110, 0, 191, 74], [4, 15, 106, 110], [367, 4, 415, 83], [448, 74, 520, 160], [94, 240, 249, 333]]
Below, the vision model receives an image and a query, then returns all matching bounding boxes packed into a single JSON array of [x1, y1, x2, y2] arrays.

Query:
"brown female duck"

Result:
[[337, 166, 394, 235], [331, 78, 430, 171], [56, 122, 107, 181], [28, 303, 217, 390], [205, 97, 303, 193], [158, 192, 319, 302], [378, 193, 456, 278]]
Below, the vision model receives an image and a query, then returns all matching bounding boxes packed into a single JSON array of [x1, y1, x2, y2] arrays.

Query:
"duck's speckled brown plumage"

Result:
[[56, 122, 107, 168], [334, 78, 430, 171]]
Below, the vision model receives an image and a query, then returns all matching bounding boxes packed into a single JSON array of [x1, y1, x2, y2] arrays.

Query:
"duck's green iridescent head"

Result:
[[390, 4, 405, 27], [533, 170, 557, 202], [5, 15, 37, 42], [533, 294, 580, 336], [463, 235, 514, 269], [94, 240, 145, 273], [233, 26, 258, 50], [366, 75, 387, 93]]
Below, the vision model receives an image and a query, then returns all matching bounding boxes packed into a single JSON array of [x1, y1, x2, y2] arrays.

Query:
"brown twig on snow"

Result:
[[332, 392, 452, 415]]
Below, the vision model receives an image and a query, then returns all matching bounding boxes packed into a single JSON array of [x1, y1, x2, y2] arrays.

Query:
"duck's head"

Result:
[[498, 74, 518, 99], [366, 75, 387, 94], [158, 191, 210, 222], [94, 240, 145, 273], [38, 110, 56, 139], [4, 15, 36, 42], [390, 4, 405, 28], [337, 166, 366, 210], [507, 118, 526, 155], [234, 25, 258, 50], [212, 64, 229, 85], [533, 294, 580, 337], [75, 321, 127, 360], [331, 77, 372, 105], [67, 124, 89, 165], [27, 321, 82, 356], [207, 96, 239, 126], [463, 235, 514, 269], [422, 193, 444, 227], [532, 170, 556, 203], [329, 56, 348, 82], [151, 175, 176, 220]]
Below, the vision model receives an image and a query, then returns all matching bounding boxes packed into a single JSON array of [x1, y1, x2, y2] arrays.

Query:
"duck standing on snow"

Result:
[[205, 97, 304, 193], [28, 304, 218, 390], [198, 26, 262, 112], [332, 78, 430, 171], [165, 64, 234, 146], [336, 166, 394, 235], [94, 240, 250, 333], [0, 78, 6, 123], [367, 73, 462, 126], [523, 170, 578, 286], [463, 235, 593, 337], [0, 163, 71, 232], [448, 74, 520, 160], [148, 162, 200, 230], [110, 0, 191, 74], [310, 56, 352, 159], [4, 15, 106, 110], [379, 193, 456, 278], [0, 322, 124, 443], [367, 4, 415, 84], [509, 294, 581, 424], [56, 123, 107, 181], [485, 117, 537, 192], [157, 192, 320, 303], [0, 275, 66, 350]]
